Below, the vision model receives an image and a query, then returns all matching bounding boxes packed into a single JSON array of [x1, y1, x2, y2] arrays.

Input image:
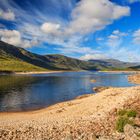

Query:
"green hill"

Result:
[[0, 41, 101, 72]]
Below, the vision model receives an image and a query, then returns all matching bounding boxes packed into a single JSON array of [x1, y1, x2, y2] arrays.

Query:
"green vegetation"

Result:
[[116, 116, 134, 132], [116, 109, 137, 132], [0, 57, 47, 72], [118, 109, 137, 118]]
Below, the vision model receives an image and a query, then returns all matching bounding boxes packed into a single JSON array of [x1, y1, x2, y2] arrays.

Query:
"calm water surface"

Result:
[[0, 71, 137, 112]]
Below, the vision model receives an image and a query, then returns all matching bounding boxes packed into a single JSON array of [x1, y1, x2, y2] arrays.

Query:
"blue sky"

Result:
[[0, 0, 140, 62]]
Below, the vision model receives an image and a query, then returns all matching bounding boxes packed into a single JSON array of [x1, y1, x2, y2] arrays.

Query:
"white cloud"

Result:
[[41, 22, 61, 34], [0, 9, 15, 21], [107, 30, 127, 47], [0, 29, 39, 48], [80, 53, 108, 60], [133, 29, 140, 44], [0, 30, 21, 46], [40, 0, 130, 38], [65, 0, 130, 35]]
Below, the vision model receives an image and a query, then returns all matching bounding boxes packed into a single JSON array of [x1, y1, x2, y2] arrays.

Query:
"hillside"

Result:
[[0, 49, 47, 72], [129, 65, 140, 70], [0, 41, 139, 72], [89, 59, 139, 70], [0, 41, 101, 72]]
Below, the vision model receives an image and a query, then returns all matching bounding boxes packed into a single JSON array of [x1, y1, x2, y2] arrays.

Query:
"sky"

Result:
[[0, 0, 140, 62]]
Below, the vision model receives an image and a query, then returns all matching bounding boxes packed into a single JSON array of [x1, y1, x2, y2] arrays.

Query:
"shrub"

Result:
[[116, 116, 134, 132], [117, 109, 127, 116], [116, 109, 137, 132]]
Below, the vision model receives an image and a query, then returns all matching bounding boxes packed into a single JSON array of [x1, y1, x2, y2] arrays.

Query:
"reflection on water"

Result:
[[0, 71, 137, 112]]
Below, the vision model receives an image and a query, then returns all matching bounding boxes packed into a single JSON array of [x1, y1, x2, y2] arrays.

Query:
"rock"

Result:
[[134, 118, 140, 127], [64, 134, 73, 140], [124, 124, 140, 140], [93, 87, 112, 93]]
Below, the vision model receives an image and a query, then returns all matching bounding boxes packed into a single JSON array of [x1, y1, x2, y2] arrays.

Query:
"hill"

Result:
[[0, 41, 101, 72], [0, 41, 139, 72], [88, 59, 139, 70]]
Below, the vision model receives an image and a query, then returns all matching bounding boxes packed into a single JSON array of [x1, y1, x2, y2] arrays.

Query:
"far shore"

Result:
[[99, 70, 140, 73], [0, 70, 139, 76], [15, 70, 65, 75]]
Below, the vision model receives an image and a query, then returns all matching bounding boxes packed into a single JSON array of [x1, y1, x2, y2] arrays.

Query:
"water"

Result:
[[0, 71, 137, 112]]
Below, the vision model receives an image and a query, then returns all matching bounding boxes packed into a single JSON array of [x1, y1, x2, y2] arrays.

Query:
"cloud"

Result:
[[0, 9, 15, 21], [133, 29, 140, 44], [65, 0, 130, 35], [0, 29, 39, 48], [80, 53, 108, 60], [40, 0, 130, 39], [41, 22, 61, 34], [107, 30, 127, 47], [0, 29, 21, 46]]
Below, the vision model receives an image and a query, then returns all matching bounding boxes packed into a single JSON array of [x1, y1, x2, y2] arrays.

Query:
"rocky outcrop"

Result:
[[93, 86, 112, 92]]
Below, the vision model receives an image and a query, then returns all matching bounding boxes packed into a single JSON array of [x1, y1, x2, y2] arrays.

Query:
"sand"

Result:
[[128, 74, 140, 84], [15, 71, 64, 75], [0, 86, 140, 139]]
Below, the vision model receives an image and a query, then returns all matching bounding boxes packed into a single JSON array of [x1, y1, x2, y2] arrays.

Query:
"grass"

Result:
[[0, 57, 48, 72], [116, 116, 134, 132], [116, 109, 137, 132], [118, 109, 137, 118]]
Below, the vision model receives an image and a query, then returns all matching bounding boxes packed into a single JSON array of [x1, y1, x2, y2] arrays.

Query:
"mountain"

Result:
[[129, 65, 140, 70], [0, 41, 139, 72], [0, 41, 102, 72], [88, 59, 139, 69]]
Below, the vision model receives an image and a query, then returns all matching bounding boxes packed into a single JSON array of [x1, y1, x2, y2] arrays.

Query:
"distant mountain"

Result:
[[88, 59, 139, 69], [0, 41, 102, 72]]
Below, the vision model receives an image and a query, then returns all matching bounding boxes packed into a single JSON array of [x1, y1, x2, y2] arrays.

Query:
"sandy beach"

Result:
[[0, 85, 140, 139]]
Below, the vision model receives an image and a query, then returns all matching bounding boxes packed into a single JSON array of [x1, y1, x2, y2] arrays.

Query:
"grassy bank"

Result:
[[0, 57, 47, 72]]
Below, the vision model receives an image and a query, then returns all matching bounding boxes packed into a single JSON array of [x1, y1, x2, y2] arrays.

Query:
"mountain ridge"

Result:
[[0, 41, 139, 72], [0, 41, 101, 72]]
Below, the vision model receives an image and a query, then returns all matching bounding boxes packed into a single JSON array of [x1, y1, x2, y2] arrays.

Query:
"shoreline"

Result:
[[99, 70, 140, 73], [0, 70, 139, 76], [15, 70, 65, 75], [128, 73, 140, 84], [0, 86, 140, 139]]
